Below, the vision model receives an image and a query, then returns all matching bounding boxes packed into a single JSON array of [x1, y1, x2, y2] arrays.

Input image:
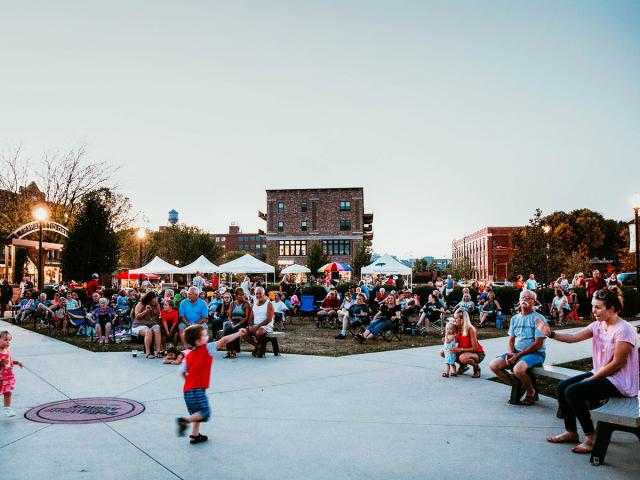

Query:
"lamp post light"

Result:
[[33, 206, 49, 291], [136, 228, 146, 268], [542, 225, 551, 317], [631, 193, 640, 292]]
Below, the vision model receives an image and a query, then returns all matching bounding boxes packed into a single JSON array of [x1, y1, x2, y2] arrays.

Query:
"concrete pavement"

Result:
[[0, 319, 638, 480]]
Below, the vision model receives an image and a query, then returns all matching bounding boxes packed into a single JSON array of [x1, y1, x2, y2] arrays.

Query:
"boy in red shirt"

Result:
[[176, 324, 246, 444]]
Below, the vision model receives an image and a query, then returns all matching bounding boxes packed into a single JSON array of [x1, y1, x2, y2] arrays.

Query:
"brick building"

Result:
[[260, 188, 373, 267], [212, 224, 267, 259], [451, 226, 520, 281]]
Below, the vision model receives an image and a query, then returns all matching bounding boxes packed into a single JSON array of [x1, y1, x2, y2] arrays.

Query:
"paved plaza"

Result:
[[0, 319, 638, 480]]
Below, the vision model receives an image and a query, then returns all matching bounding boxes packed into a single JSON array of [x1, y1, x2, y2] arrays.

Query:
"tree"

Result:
[[265, 243, 281, 278], [61, 193, 119, 280], [219, 250, 246, 264], [451, 255, 474, 280], [143, 225, 221, 267], [306, 241, 329, 276], [413, 258, 428, 273], [352, 240, 372, 279]]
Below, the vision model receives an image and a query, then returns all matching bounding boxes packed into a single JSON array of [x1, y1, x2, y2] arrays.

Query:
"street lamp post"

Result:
[[631, 193, 640, 292], [33, 207, 48, 291], [542, 225, 551, 317], [136, 228, 146, 268]]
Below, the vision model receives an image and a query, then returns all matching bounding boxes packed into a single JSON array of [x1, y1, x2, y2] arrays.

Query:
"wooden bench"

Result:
[[590, 395, 640, 466], [257, 331, 285, 357], [509, 365, 582, 405]]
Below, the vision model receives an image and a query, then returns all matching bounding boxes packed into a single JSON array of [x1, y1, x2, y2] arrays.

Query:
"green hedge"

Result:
[[301, 285, 327, 301]]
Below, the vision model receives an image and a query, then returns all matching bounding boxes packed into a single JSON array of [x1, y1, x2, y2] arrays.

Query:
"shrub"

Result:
[[336, 283, 358, 295], [301, 285, 327, 301]]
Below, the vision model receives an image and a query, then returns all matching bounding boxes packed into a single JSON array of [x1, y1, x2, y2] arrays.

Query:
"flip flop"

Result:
[[571, 442, 594, 454], [547, 434, 579, 444], [520, 395, 537, 406], [146, 353, 155, 359]]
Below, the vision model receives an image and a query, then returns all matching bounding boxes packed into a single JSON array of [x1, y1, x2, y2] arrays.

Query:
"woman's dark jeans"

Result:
[[223, 321, 242, 352], [557, 372, 622, 435]]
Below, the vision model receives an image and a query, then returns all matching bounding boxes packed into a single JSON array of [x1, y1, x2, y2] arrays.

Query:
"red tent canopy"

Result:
[[114, 272, 160, 280]]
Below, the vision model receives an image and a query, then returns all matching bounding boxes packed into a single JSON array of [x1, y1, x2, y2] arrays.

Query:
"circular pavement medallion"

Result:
[[25, 397, 145, 424]]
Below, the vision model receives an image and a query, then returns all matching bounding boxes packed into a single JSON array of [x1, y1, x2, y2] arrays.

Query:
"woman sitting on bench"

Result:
[[538, 286, 638, 455]]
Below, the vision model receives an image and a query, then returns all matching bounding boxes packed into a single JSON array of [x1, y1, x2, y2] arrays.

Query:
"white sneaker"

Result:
[[4, 407, 16, 417]]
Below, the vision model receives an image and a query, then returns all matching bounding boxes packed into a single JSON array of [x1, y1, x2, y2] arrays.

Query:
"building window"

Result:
[[301, 220, 307, 232], [322, 240, 351, 256], [278, 240, 307, 256], [340, 201, 351, 211], [301, 202, 307, 212], [340, 219, 351, 231], [277, 221, 284, 232], [277, 202, 285, 213]]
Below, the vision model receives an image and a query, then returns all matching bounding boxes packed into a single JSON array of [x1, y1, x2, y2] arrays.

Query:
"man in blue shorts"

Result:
[[489, 289, 547, 405]]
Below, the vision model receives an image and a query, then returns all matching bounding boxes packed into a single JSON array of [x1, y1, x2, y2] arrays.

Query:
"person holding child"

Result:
[[0, 330, 24, 417], [176, 324, 247, 444]]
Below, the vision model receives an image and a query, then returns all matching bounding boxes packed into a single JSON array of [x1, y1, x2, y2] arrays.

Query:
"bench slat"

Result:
[[591, 396, 640, 428], [531, 365, 583, 381], [266, 332, 285, 338]]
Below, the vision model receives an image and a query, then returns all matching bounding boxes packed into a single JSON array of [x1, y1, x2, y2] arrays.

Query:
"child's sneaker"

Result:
[[4, 407, 16, 417]]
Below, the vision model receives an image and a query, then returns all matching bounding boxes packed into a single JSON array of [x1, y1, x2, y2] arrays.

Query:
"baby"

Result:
[[442, 322, 458, 378]]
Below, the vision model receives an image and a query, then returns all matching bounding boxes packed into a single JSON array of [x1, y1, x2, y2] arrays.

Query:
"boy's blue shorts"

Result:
[[184, 388, 210, 421], [499, 352, 545, 369]]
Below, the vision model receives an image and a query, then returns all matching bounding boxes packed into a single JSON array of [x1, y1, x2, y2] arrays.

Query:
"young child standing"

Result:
[[0, 331, 24, 417], [176, 324, 247, 444], [442, 322, 458, 378]]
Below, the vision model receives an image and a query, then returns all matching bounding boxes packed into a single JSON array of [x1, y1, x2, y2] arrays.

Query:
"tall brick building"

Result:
[[260, 188, 373, 267], [212, 224, 267, 259], [451, 226, 520, 281]]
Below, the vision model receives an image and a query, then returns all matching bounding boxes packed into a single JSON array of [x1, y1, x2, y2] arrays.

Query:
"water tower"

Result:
[[168, 209, 179, 225]]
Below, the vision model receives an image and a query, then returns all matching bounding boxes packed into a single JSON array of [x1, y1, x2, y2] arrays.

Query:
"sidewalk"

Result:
[[0, 319, 638, 480]]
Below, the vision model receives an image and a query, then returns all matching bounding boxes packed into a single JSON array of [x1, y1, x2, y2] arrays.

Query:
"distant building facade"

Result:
[[260, 187, 373, 267], [212, 224, 267, 259], [451, 227, 520, 280]]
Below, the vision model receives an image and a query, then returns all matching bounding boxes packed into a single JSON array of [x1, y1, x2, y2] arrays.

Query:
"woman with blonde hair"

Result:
[[452, 310, 485, 377]]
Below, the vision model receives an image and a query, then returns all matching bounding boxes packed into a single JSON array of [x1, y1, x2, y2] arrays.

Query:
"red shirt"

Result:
[[86, 279, 100, 297], [321, 296, 341, 309], [515, 280, 525, 289], [183, 344, 215, 392], [586, 278, 606, 297], [162, 309, 178, 327]]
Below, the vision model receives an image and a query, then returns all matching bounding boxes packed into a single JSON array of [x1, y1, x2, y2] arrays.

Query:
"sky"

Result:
[[1, 0, 639, 258]]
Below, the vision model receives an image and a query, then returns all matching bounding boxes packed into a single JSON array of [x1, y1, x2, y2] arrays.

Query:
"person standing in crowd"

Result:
[[192, 272, 206, 293], [514, 275, 525, 290], [86, 273, 101, 298], [240, 276, 251, 297], [445, 275, 455, 297], [557, 273, 570, 292], [0, 279, 13, 319], [539, 287, 638, 455], [586, 270, 606, 302], [524, 274, 538, 291]]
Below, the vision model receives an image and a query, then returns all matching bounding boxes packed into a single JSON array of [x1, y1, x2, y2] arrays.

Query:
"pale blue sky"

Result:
[[2, 1, 639, 258]]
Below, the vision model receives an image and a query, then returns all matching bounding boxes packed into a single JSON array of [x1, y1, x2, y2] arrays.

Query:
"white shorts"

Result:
[[132, 325, 160, 336], [258, 325, 273, 334]]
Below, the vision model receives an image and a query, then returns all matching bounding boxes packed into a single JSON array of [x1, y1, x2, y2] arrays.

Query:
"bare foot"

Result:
[[571, 439, 594, 454], [547, 432, 579, 444]]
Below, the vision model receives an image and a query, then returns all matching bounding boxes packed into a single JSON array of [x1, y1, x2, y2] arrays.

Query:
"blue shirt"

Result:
[[179, 298, 209, 324], [525, 279, 537, 290], [208, 298, 222, 314], [360, 284, 370, 299], [508, 311, 547, 353], [116, 296, 129, 311]]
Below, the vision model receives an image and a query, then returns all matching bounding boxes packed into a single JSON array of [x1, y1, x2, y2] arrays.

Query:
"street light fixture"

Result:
[[136, 228, 146, 268], [32, 206, 49, 291], [631, 193, 640, 292]]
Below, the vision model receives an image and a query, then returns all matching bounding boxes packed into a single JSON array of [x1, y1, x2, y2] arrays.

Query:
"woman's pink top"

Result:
[[588, 320, 638, 397]]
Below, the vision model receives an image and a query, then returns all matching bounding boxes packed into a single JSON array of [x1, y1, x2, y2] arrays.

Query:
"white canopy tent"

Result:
[[217, 254, 276, 285], [280, 264, 310, 275], [129, 256, 182, 275], [178, 255, 220, 274], [361, 253, 413, 288]]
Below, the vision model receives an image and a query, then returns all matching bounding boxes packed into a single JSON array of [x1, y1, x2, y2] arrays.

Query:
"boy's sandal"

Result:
[[190, 434, 208, 444], [146, 353, 155, 359]]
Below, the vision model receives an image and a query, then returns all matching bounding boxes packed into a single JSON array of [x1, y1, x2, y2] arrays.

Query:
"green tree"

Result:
[[220, 250, 246, 264], [413, 258, 428, 273], [306, 240, 329, 275], [61, 193, 118, 280], [451, 255, 474, 280], [352, 240, 372, 279], [144, 225, 221, 266]]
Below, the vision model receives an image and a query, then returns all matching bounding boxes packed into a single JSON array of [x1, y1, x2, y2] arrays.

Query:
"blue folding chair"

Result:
[[299, 295, 317, 318]]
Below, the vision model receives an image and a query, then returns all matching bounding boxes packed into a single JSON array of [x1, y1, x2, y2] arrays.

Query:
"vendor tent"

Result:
[[178, 255, 220, 274], [129, 256, 182, 275], [280, 264, 310, 274], [114, 272, 159, 280], [361, 253, 413, 287], [218, 254, 276, 284]]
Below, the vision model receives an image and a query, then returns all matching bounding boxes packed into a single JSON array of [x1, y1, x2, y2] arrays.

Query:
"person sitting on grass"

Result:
[[176, 324, 247, 444], [336, 292, 354, 332], [271, 292, 289, 329], [92, 297, 116, 345], [489, 289, 547, 405], [454, 292, 476, 316], [242, 287, 274, 356], [478, 291, 501, 328], [538, 286, 638, 455], [415, 294, 447, 332], [355, 294, 401, 343], [132, 291, 163, 358], [335, 293, 369, 339]]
